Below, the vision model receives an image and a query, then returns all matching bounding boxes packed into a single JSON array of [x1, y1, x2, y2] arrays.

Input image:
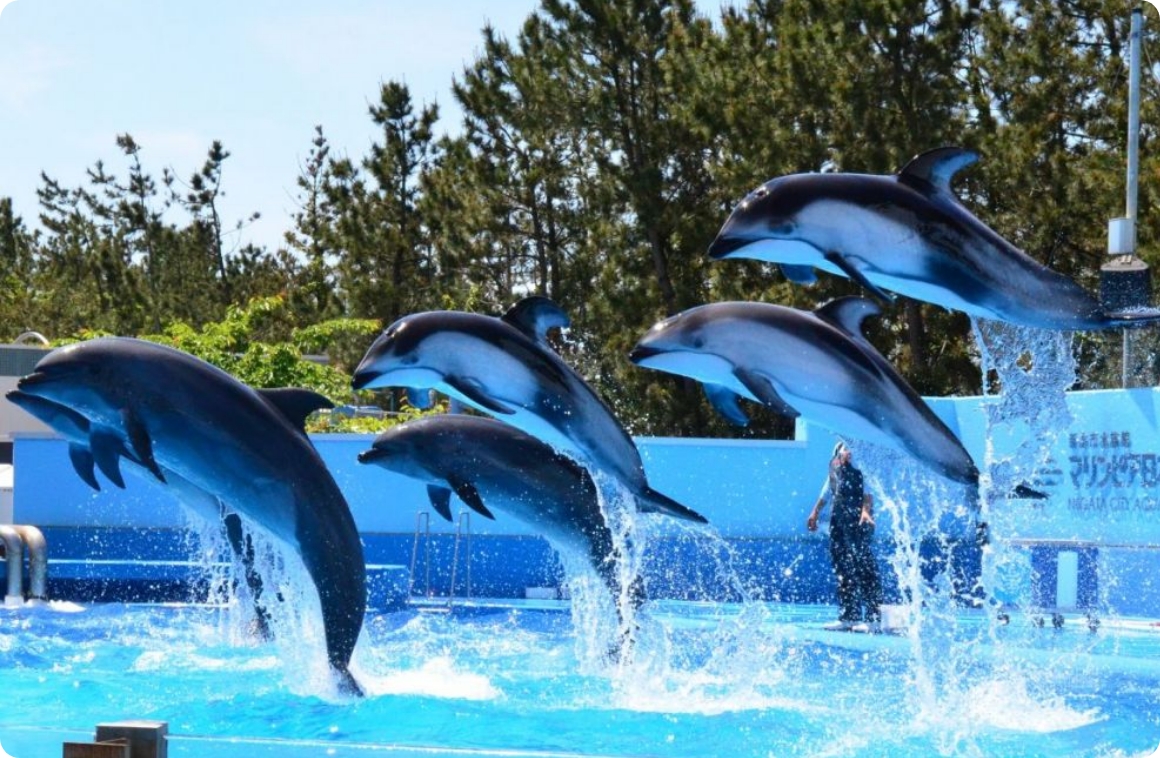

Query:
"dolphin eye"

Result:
[[740, 185, 768, 210]]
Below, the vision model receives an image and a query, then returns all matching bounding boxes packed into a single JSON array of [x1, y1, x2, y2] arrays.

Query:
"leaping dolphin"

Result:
[[6, 391, 277, 637], [357, 414, 643, 610], [351, 297, 707, 524], [708, 147, 1160, 331], [9, 338, 366, 695], [630, 297, 980, 488]]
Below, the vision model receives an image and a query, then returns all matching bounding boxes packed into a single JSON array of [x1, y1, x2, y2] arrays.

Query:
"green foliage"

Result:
[[4, 0, 1151, 435], [140, 297, 369, 406]]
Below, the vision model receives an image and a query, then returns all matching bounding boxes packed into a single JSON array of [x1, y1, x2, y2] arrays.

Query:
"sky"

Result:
[[0, 0, 544, 253]]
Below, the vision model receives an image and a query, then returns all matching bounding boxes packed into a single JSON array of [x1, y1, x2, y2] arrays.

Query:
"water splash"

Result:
[[831, 320, 1094, 755], [179, 509, 341, 697]]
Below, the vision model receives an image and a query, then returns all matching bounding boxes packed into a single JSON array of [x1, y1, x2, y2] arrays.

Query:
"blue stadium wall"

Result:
[[8, 387, 1160, 617]]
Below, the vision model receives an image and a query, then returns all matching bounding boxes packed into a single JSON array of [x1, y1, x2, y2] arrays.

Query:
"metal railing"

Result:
[[408, 510, 472, 609]]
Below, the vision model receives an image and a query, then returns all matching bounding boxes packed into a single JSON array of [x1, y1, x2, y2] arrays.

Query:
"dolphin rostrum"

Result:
[[708, 147, 1160, 331], [630, 297, 980, 488], [357, 414, 643, 610], [351, 296, 707, 524], [9, 338, 366, 695]]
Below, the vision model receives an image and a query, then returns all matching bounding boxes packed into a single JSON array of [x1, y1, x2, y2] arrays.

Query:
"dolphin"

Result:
[[629, 297, 980, 488], [357, 414, 643, 610], [8, 390, 279, 639], [708, 147, 1160, 331], [8, 338, 366, 695], [351, 296, 707, 524]]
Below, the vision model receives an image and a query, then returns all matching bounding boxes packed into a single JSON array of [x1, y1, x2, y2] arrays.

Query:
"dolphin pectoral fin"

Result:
[[427, 485, 455, 522], [258, 388, 335, 434], [407, 387, 434, 410], [502, 296, 571, 344], [449, 478, 496, 520], [898, 146, 979, 195], [823, 252, 894, 303], [734, 369, 800, 419], [780, 264, 818, 285], [704, 385, 750, 427], [122, 409, 166, 483], [68, 444, 101, 491], [89, 428, 126, 489], [637, 487, 708, 524], [445, 376, 516, 415]]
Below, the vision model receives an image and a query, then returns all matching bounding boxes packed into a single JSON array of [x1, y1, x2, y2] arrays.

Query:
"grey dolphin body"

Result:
[[9, 338, 366, 695], [351, 297, 706, 524], [357, 414, 642, 608], [708, 147, 1160, 331], [630, 297, 979, 487], [7, 391, 277, 640]]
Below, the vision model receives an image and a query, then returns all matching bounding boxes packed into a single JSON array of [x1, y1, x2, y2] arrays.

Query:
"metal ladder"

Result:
[[408, 510, 472, 609]]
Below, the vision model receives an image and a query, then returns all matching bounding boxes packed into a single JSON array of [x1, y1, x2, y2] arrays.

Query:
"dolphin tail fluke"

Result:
[[333, 665, 364, 698], [637, 487, 708, 524]]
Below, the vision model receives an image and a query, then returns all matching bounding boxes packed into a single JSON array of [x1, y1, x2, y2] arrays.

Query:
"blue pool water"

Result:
[[2, 597, 1159, 757], [5, 326, 1160, 757]]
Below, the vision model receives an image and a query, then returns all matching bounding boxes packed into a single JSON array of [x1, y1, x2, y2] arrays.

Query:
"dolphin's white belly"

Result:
[[633, 352, 759, 402]]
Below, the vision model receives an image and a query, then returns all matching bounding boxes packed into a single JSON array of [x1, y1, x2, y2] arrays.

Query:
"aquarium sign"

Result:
[[1066, 429, 1160, 514], [1069, 431, 1131, 449]]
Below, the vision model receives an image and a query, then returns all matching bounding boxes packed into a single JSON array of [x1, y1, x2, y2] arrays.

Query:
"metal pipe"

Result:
[[13, 525, 47, 600], [0, 525, 24, 605], [1127, 7, 1143, 228]]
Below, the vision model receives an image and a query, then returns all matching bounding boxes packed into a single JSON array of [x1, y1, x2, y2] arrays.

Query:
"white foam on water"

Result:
[[959, 676, 1103, 733], [361, 655, 502, 700]]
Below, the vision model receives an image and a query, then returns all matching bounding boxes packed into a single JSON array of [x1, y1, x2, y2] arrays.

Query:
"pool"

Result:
[[5, 327, 1160, 758], [3, 591, 1159, 757]]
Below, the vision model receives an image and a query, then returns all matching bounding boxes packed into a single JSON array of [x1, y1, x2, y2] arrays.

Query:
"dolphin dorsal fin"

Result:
[[259, 388, 334, 434], [898, 147, 978, 195], [502, 296, 571, 345], [816, 297, 882, 339]]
